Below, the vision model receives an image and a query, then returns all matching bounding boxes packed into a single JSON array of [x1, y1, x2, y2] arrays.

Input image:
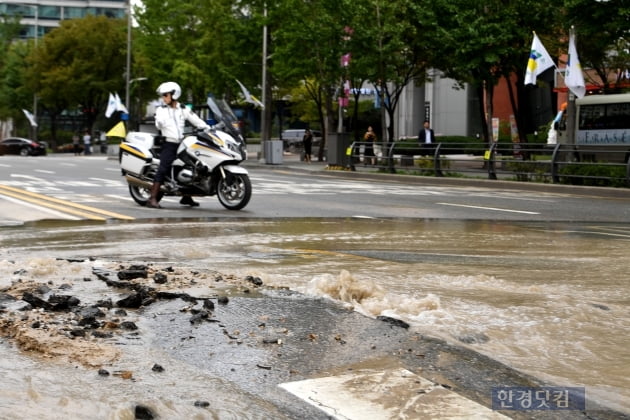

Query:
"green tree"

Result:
[[0, 15, 28, 125], [25, 15, 128, 144], [564, 0, 630, 92], [271, 0, 355, 160], [134, 0, 260, 103], [349, 0, 437, 143], [0, 41, 35, 135], [434, 0, 560, 142]]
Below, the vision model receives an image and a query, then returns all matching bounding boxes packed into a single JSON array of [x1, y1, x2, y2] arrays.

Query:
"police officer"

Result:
[[147, 81, 210, 209]]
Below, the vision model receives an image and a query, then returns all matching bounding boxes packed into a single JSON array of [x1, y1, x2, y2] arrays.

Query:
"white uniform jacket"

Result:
[[155, 103, 209, 143]]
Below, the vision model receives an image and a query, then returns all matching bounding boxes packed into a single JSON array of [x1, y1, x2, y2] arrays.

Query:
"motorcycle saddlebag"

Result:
[[120, 143, 152, 175]]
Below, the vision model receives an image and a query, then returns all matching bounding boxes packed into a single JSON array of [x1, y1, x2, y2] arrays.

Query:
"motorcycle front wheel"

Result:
[[217, 173, 252, 210], [129, 184, 163, 206]]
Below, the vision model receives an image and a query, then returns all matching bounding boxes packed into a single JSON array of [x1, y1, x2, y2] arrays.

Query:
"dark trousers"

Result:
[[154, 142, 179, 183], [421, 143, 434, 156], [304, 140, 312, 156]]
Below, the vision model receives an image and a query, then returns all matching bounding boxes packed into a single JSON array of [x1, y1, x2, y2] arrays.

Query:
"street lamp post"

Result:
[[260, 5, 268, 162], [32, 4, 38, 141], [124, 0, 132, 111]]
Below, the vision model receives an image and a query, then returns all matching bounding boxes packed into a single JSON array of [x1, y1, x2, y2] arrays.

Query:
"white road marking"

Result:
[[2, 174, 550, 214], [437, 202, 540, 215], [89, 177, 127, 186], [104, 194, 133, 202], [10, 174, 50, 182], [279, 368, 509, 419]]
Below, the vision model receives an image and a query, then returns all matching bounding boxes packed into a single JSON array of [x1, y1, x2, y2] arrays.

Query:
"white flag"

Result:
[[524, 33, 555, 85], [105, 93, 117, 118], [22, 109, 37, 127], [114, 92, 128, 113], [566, 29, 586, 98], [235, 79, 265, 109]]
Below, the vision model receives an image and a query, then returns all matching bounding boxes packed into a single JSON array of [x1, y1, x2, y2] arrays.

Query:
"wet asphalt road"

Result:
[[1, 154, 630, 418], [1, 153, 630, 224]]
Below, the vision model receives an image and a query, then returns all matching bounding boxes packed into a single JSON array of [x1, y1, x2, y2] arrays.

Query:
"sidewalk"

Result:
[[243, 149, 630, 200]]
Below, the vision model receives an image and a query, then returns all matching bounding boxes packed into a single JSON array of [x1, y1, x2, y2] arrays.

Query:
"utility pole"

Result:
[[124, 0, 132, 114], [260, 5, 268, 162]]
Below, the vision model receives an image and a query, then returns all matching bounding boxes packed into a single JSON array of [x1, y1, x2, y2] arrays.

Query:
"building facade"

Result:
[[394, 73, 483, 140], [0, 0, 126, 39]]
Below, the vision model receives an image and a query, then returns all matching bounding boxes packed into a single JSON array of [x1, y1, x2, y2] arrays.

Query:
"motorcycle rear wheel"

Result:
[[217, 173, 251, 210], [129, 184, 163, 206]]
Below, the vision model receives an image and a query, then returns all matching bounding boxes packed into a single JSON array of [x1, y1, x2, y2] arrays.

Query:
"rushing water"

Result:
[[1, 218, 629, 417]]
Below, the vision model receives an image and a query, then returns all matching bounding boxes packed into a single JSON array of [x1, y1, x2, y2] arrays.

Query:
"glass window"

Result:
[[578, 105, 605, 130], [86, 7, 126, 19], [580, 103, 630, 130], [18, 25, 35, 39], [2, 4, 36, 17], [606, 103, 630, 129], [64, 7, 86, 19], [39, 6, 61, 19]]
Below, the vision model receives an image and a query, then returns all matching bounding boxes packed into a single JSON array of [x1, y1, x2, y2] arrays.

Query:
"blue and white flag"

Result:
[[114, 92, 128, 113], [525, 32, 555, 85], [105, 93, 117, 118]]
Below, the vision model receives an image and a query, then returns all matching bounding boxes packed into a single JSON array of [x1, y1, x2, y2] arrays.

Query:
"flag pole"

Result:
[[565, 26, 577, 145]]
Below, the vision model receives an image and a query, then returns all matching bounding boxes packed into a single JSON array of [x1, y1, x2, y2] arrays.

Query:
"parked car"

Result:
[[0, 137, 47, 156], [281, 129, 322, 150]]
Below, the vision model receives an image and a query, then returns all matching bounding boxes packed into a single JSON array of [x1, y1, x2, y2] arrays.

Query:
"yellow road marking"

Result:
[[0, 184, 134, 220]]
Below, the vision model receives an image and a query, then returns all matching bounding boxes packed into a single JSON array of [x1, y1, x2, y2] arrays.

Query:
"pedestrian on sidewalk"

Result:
[[82, 130, 92, 155], [418, 120, 435, 156], [302, 129, 313, 163], [72, 133, 81, 156], [363, 126, 376, 165]]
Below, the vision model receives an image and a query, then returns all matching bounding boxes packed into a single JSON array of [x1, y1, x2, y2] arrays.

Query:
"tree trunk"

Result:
[[506, 75, 527, 144], [476, 84, 489, 143]]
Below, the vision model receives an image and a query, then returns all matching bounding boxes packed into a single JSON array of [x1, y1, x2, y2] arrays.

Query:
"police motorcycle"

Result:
[[119, 97, 251, 210]]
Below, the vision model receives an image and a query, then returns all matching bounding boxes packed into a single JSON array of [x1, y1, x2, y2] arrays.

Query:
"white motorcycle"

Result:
[[119, 103, 251, 211]]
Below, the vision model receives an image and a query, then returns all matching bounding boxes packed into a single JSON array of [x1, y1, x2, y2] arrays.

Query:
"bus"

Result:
[[553, 93, 630, 162], [557, 93, 630, 145]]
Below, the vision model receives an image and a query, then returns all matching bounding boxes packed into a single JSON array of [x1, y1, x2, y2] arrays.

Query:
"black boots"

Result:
[[146, 184, 198, 208], [180, 196, 199, 207], [147, 183, 162, 208]]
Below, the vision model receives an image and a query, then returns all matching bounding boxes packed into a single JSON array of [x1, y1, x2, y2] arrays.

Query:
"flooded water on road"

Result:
[[1, 218, 629, 417]]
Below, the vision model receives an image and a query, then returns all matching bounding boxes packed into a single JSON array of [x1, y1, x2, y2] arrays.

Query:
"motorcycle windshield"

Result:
[[207, 96, 245, 145]]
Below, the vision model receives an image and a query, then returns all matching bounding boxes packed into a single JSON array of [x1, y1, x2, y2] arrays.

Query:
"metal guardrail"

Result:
[[345, 141, 630, 187]]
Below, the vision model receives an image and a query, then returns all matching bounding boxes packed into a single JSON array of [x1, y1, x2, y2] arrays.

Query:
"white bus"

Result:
[[561, 93, 630, 145]]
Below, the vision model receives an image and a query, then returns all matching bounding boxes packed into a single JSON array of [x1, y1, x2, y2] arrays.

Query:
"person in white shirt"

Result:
[[82, 130, 92, 155], [147, 81, 210, 209]]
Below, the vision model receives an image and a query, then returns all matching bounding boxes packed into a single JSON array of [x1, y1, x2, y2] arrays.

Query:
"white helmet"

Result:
[[156, 81, 181, 100]]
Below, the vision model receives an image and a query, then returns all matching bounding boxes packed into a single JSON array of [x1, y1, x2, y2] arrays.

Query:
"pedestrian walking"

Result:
[[83, 130, 92, 155]]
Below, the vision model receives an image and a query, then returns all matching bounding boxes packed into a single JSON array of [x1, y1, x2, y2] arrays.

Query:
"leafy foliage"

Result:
[[24, 15, 128, 141], [1, 0, 628, 146]]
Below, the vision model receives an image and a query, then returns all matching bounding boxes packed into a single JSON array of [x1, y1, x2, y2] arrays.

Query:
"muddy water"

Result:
[[1, 218, 629, 417]]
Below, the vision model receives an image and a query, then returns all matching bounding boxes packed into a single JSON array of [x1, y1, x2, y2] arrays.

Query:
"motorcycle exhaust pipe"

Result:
[[125, 174, 153, 189]]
